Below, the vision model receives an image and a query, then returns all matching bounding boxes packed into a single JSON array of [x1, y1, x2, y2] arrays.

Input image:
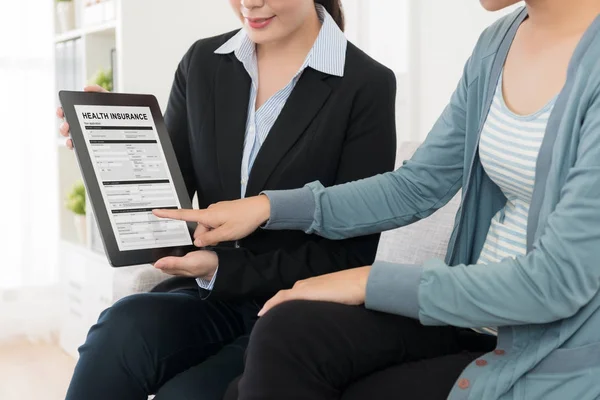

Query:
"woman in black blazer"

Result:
[[59, 1, 396, 399]]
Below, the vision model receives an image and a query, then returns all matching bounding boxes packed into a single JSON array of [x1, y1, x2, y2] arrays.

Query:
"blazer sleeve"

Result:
[[164, 43, 197, 200], [209, 68, 398, 299]]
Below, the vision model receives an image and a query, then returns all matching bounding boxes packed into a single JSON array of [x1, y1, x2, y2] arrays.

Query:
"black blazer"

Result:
[[163, 30, 397, 300]]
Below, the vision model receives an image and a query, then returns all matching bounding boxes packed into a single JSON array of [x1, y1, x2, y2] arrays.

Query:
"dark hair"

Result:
[[315, 0, 345, 31]]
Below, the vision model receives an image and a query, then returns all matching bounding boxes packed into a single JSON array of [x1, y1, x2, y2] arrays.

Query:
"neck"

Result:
[[525, 0, 600, 35], [256, 8, 322, 62]]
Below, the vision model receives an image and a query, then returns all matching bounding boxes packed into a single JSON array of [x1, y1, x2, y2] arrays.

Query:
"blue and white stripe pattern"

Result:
[[197, 5, 347, 291], [475, 72, 556, 334], [214, 3, 347, 198]]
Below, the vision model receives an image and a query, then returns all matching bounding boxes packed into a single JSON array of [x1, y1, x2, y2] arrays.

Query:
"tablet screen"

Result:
[[73, 105, 193, 251]]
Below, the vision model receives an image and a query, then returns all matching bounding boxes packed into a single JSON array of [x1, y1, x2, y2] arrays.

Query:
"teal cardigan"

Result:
[[264, 8, 600, 400]]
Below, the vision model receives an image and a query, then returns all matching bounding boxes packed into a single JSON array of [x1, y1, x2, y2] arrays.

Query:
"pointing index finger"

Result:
[[152, 208, 204, 222]]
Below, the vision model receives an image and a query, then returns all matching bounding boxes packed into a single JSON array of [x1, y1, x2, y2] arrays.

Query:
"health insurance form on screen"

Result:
[[74, 105, 192, 251]]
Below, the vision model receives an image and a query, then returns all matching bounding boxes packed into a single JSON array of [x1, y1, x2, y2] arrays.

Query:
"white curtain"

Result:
[[342, 0, 409, 157], [0, 0, 60, 341]]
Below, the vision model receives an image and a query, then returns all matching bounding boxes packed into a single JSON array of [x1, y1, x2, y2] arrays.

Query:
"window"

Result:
[[0, 0, 58, 288]]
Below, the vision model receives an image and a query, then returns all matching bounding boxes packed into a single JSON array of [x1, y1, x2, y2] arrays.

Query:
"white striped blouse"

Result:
[[214, 4, 348, 198], [478, 72, 556, 265], [475, 72, 556, 334], [198, 4, 347, 291]]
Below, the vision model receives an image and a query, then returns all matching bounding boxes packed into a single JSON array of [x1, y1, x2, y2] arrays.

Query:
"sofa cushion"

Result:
[[375, 142, 461, 265]]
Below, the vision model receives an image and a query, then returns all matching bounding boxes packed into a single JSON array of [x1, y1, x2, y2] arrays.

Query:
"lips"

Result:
[[245, 16, 275, 29]]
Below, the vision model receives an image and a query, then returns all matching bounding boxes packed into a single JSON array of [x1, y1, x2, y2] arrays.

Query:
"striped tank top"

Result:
[[475, 72, 556, 335]]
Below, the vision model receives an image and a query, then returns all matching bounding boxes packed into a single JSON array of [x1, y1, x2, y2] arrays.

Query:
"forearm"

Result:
[[365, 204, 600, 328], [264, 165, 462, 240], [364, 94, 600, 328]]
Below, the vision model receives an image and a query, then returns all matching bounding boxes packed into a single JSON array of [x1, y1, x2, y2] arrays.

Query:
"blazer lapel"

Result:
[[245, 68, 333, 196], [214, 55, 252, 200]]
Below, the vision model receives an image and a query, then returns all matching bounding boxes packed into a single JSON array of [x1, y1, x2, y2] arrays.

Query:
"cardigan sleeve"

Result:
[[367, 91, 600, 328]]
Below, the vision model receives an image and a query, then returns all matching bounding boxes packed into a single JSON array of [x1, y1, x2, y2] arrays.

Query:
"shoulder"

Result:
[[578, 18, 600, 95], [179, 30, 241, 71], [344, 42, 396, 90], [575, 20, 600, 137], [465, 7, 526, 76]]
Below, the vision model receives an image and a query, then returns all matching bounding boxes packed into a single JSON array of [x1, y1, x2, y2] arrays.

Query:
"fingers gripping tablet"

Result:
[[59, 91, 196, 267]]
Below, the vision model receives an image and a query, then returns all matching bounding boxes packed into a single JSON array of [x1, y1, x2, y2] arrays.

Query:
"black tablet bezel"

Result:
[[59, 90, 196, 267]]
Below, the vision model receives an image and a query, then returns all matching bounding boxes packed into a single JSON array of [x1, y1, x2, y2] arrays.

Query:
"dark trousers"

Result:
[[225, 300, 497, 400], [65, 289, 261, 400]]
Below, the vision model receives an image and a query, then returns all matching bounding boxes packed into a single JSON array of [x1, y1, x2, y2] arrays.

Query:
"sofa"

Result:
[[113, 141, 460, 400], [111, 141, 461, 302]]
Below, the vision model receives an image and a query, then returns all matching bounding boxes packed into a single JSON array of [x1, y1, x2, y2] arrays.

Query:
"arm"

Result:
[[264, 59, 470, 240], [162, 43, 218, 288], [164, 43, 198, 200], [208, 70, 398, 298], [367, 92, 600, 327]]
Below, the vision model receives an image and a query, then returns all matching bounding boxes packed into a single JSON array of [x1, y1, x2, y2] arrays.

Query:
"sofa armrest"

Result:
[[112, 264, 172, 302]]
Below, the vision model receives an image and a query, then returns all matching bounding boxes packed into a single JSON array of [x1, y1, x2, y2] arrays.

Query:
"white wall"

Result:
[[408, 0, 522, 141], [119, 0, 239, 109], [121, 0, 522, 143], [343, 0, 410, 144]]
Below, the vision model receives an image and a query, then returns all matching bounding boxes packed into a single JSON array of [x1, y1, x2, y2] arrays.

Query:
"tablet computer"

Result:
[[59, 90, 196, 267]]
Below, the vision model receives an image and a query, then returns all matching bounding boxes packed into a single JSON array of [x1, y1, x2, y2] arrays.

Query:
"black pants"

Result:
[[225, 300, 497, 400], [65, 289, 261, 400]]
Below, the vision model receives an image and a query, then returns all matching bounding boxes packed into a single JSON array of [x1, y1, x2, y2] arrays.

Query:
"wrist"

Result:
[[200, 267, 217, 282], [359, 266, 372, 292], [258, 194, 271, 224], [204, 251, 219, 280]]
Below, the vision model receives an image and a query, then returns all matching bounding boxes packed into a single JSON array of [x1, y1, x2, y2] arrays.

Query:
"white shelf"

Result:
[[59, 239, 113, 359], [57, 137, 69, 147], [54, 29, 84, 43], [61, 239, 107, 263], [54, 20, 116, 43], [52, 0, 240, 361]]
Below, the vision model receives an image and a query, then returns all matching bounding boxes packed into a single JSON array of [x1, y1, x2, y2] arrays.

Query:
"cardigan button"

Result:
[[494, 349, 506, 355], [458, 378, 470, 389], [475, 359, 488, 367]]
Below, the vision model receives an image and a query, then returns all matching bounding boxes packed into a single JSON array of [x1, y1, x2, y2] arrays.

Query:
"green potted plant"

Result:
[[56, 0, 75, 33], [89, 67, 114, 92], [66, 182, 87, 244]]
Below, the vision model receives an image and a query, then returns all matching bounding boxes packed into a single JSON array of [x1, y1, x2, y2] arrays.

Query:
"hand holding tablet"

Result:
[[57, 85, 108, 149], [59, 90, 196, 267]]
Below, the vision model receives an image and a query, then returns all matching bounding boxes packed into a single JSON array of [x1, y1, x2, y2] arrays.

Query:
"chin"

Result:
[[245, 32, 268, 45], [245, 30, 281, 46], [480, 0, 521, 12]]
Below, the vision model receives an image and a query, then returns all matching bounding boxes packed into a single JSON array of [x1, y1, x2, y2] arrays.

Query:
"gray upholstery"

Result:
[[376, 141, 461, 265]]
